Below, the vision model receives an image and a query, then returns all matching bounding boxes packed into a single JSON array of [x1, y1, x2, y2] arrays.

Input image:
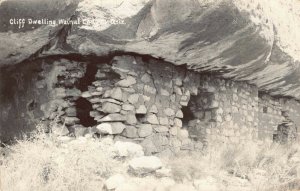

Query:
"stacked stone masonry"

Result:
[[1, 55, 300, 153]]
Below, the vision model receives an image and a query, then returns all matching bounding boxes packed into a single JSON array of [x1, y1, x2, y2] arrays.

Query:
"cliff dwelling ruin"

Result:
[[1, 54, 299, 155]]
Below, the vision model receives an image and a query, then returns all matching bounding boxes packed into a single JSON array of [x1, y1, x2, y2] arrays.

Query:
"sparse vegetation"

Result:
[[1, 125, 300, 191]]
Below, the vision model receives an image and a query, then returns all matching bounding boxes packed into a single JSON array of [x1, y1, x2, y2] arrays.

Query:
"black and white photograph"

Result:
[[0, 0, 300, 190]]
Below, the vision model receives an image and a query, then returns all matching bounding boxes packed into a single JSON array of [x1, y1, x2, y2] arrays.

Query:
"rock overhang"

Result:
[[0, 0, 300, 100]]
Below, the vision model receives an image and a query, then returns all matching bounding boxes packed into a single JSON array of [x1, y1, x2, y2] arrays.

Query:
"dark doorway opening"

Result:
[[76, 63, 97, 92], [181, 105, 195, 127], [75, 97, 97, 127]]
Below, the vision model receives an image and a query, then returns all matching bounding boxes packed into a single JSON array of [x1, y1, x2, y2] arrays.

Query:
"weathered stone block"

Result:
[[159, 117, 169, 126], [126, 114, 137, 125], [96, 122, 126, 134], [116, 76, 136, 87], [136, 105, 147, 114], [147, 114, 159, 125], [98, 114, 126, 122], [149, 105, 158, 113], [128, 94, 140, 104], [137, 124, 153, 137], [101, 102, 121, 113], [122, 126, 139, 138], [164, 108, 175, 117]]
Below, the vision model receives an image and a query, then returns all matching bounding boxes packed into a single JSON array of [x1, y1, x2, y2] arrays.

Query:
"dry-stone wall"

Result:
[[258, 93, 284, 142], [1, 54, 300, 152]]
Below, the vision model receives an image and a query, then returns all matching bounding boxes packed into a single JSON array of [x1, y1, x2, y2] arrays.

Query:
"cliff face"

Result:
[[0, 0, 300, 99]]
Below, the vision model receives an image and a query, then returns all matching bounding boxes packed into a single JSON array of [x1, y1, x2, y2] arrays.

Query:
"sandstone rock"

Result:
[[178, 129, 189, 140], [169, 127, 178, 136], [136, 105, 147, 114], [53, 88, 66, 98], [122, 126, 138, 138], [141, 138, 158, 155], [96, 87, 103, 92], [210, 100, 219, 108], [110, 87, 123, 101], [64, 117, 80, 126], [101, 98, 122, 105], [114, 141, 144, 158], [164, 108, 175, 117], [180, 101, 189, 106], [65, 107, 77, 117], [174, 87, 183, 95], [117, 76, 137, 87], [146, 114, 159, 125], [129, 156, 163, 175], [96, 122, 126, 134], [128, 94, 139, 104], [90, 111, 101, 118], [126, 114, 137, 125], [98, 114, 126, 122], [174, 118, 183, 127], [102, 102, 121, 113], [175, 78, 183, 86], [122, 104, 135, 111], [91, 91, 103, 96], [128, 71, 138, 76], [159, 117, 169, 126], [105, 174, 126, 190], [175, 110, 183, 118], [52, 125, 69, 136], [160, 88, 170, 96], [144, 85, 157, 94], [81, 91, 92, 98], [141, 73, 152, 83], [66, 88, 81, 98], [73, 126, 89, 137], [154, 126, 169, 133], [137, 124, 153, 137], [90, 98, 102, 104], [149, 105, 158, 113]]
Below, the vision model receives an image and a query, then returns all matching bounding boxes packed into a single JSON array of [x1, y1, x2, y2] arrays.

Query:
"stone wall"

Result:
[[258, 93, 284, 142], [1, 54, 300, 152], [187, 76, 259, 145]]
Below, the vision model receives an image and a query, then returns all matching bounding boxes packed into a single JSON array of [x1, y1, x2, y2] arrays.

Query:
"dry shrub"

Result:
[[0, 124, 123, 191], [168, 141, 300, 191]]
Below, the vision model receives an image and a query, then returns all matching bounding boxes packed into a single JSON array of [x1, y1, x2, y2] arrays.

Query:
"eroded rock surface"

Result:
[[0, 0, 300, 99]]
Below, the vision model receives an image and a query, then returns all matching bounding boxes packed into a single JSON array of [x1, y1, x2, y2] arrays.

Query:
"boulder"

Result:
[[96, 122, 126, 134], [114, 141, 144, 158], [52, 125, 69, 136], [128, 156, 163, 175], [105, 174, 126, 190]]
